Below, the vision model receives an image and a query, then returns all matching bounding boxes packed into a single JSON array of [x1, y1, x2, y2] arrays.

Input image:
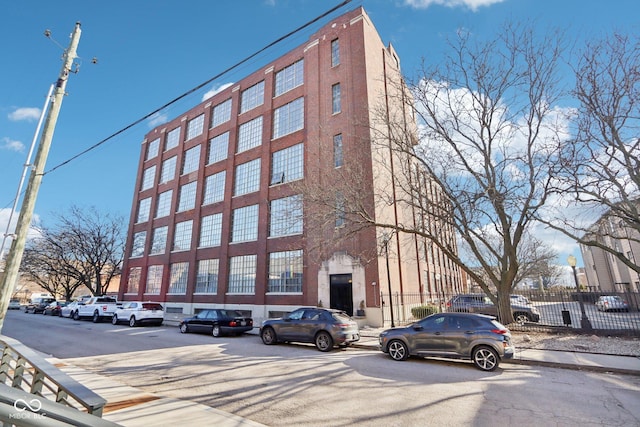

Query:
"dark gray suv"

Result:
[[447, 293, 540, 324], [379, 312, 515, 371]]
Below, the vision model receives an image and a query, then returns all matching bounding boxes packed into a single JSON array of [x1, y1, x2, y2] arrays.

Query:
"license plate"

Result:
[[240, 321, 246, 326]]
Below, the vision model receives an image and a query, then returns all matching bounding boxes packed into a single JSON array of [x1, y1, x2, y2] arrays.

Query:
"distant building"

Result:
[[118, 7, 463, 326], [581, 214, 640, 293]]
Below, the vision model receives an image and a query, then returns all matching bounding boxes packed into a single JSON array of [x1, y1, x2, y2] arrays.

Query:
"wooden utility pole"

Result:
[[0, 22, 82, 329]]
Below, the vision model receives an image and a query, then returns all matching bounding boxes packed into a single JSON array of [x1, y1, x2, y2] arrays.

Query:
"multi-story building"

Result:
[[581, 214, 640, 293], [119, 7, 463, 326]]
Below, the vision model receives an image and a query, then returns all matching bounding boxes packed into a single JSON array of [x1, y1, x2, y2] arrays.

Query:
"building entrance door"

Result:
[[330, 274, 353, 316]]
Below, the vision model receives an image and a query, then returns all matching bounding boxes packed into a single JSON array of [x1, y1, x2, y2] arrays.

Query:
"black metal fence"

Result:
[[380, 289, 640, 337]]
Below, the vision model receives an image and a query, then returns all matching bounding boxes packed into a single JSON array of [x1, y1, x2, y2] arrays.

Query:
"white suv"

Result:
[[112, 302, 164, 327]]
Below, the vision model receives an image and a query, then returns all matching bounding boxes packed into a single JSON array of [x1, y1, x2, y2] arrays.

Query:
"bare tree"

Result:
[[19, 206, 126, 297], [540, 32, 640, 273], [21, 230, 84, 301], [301, 23, 569, 324]]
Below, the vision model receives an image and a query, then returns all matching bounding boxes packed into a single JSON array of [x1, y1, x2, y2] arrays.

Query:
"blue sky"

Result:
[[1, 0, 638, 270]]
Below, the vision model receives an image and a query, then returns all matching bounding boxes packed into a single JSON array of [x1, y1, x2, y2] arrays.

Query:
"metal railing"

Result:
[[0, 335, 117, 426], [380, 290, 640, 337]]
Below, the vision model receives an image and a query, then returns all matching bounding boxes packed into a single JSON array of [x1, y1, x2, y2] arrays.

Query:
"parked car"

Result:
[[112, 302, 164, 327], [260, 307, 360, 352], [595, 295, 629, 312], [379, 312, 515, 371], [510, 294, 531, 305], [60, 301, 81, 318], [447, 293, 540, 324], [25, 297, 57, 314], [179, 309, 253, 337], [8, 299, 21, 310], [43, 301, 68, 316]]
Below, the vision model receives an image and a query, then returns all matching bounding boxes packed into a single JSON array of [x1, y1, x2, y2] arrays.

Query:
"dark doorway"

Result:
[[330, 274, 353, 316]]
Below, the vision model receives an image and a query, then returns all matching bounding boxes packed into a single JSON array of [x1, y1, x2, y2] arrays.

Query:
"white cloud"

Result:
[[202, 82, 234, 102], [8, 107, 41, 122], [147, 112, 169, 128], [1, 137, 25, 152], [0, 209, 41, 260], [404, 0, 506, 11]]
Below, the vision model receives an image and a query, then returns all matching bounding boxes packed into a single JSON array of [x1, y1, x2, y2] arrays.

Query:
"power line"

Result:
[[43, 0, 353, 177]]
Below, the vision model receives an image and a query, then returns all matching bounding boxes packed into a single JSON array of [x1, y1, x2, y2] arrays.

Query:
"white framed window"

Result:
[[231, 204, 259, 243], [331, 38, 340, 67], [211, 99, 232, 128], [240, 81, 264, 113], [160, 156, 177, 183], [145, 265, 163, 294], [131, 231, 146, 258], [271, 143, 303, 185], [335, 192, 345, 227], [234, 158, 261, 196], [136, 197, 152, 223], [177, 181, 197, 212], [155, 190, 173, 218], [127, 267, 141, 293], [208, 132, 229, 164], [172, 220, 193, 252], [332, 83, 341, 114], [150, 226, 168, 255], [275, 59, 304, 96], [141, 166, 156, 191], [270, 195, 303, 237], [333, 134, 343, 167], [196, 259, 219, 294], [168, 262, 189, 294], [182, 145, 201, 175], [228, 255, 257, 294], [199, 213, 223, 248], [273, 97, 304, 139], [268, 250, 303, 293], [146, 138, 160, 160], [203, 171, 226, 205], [165, 127, 181, 151], [237, 116, 263, 153], [186, 114, 204, 141]]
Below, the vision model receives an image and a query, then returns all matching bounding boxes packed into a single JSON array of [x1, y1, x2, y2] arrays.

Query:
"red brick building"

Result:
[[119, 7, 464, 326]]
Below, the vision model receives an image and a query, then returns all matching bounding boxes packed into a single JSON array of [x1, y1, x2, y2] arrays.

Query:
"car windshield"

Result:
[[332, 312, 351, 323], [219, 310, 243, 318]]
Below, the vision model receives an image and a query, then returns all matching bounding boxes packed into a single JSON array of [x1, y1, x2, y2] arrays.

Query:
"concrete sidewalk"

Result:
[[51, 320, 638, 427]]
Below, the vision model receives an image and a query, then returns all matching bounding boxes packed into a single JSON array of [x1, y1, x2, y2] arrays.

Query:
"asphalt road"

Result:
[[3, 309, 640, 426]]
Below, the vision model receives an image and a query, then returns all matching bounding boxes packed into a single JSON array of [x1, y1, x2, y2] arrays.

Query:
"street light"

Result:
[[567, 255, 593, 331], [382, 231, 395, 327]]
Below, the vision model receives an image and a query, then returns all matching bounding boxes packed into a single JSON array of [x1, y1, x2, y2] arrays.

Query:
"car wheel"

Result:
[[180, 323, 189, 334], [514, 313, 529, 325], [388, 339, 409, 361], [261, 327, 277, 345], [129, 316, 137, 327], [92, 311, 100, 323], [112, 315, 119, 325], [73, 311, 80, 321], [212, 324, 221, 337], [472, 346, 499, 371], [315, 331, 334, 352]]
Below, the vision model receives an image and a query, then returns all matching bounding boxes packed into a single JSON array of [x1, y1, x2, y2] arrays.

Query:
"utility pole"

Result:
[[0, 22, 82, 330]]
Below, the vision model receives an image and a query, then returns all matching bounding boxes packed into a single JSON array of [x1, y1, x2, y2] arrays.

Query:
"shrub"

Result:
[[411, 304, 440, 319]]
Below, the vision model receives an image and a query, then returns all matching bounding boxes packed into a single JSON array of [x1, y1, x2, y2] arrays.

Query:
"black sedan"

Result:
[[43, 301, 68, 316], [179, 309, 253, 337]]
